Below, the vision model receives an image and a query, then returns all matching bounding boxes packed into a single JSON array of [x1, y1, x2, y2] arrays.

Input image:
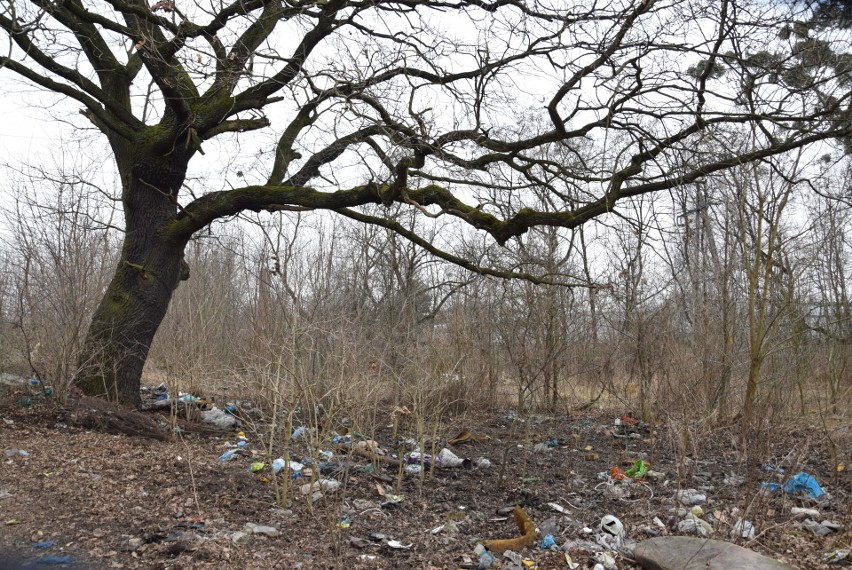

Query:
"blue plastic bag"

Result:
[[761, 471, 824, 500]]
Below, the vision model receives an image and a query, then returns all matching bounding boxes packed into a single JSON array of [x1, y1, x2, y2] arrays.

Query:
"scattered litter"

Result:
[[791, 507, 820, 518], [480, 506, 536, 554], [32, 540, 56, 549], [4, 449, 28, 458], [300, 479, 340, 500], [565, 553, 580, 569], [350, 537, 371, 548], [823, 548, 849, 564], [292, 427, 309, 439], [337, 515, 352, 529], [540, 534, 556, 549], [218, 449, 237, 462], [801, 519, 833, 537], [381, 494, 404, 508], [407, 448, 468, 469], [200, 407, 237, 429], [821, 520, 841, 532], [600, 515, 625, 539], [547, 502, 570, 514], [761, 472, 825, 501], [732, 519, 755, 539], [449, 431, 489, 445], [272, 458, 304, 474], [477, 549, 497, 568], [503, 550, 523, 566], [405, 464, 423, 474], [0, 490, 12, 500], [244, 522, 280, 537], [387, 539, 413, 549], [625, 459, 648, 478], [437, 448, 471, 468], [564, 538, 603, 556], [474, 457, 492, 469], [249, 462, 265, 473], [677, 515, 712, 537], [676, 489, 707, 506], [595, 551, 617, 570]]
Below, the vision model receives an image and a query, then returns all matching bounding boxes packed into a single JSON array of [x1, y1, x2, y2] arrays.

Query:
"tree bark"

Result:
[[76, 152, 189, 407]]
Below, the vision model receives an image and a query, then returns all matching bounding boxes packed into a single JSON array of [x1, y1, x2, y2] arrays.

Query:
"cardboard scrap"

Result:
[[480, 506, 536, 554], [448, 431, 490, 445]]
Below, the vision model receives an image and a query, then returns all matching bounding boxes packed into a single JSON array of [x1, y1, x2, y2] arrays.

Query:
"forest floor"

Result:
[[0, 383, 849, 570]]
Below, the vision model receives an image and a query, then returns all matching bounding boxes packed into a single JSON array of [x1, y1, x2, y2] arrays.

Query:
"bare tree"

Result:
[[1, 0, 849, 405], [1, 168, 118, 399]]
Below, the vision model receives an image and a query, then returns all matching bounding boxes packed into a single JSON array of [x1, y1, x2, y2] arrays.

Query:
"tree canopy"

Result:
[[1, 0, 850, 405]]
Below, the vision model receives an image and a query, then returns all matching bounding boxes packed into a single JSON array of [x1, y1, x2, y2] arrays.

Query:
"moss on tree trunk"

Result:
[[76, 153, 189, 408]]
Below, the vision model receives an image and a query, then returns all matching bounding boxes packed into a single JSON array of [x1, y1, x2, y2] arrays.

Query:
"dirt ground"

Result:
[[0, 387, 849, 570]]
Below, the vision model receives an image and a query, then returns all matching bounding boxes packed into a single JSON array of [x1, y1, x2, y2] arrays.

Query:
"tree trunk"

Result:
[[76, 153, 189, 407]]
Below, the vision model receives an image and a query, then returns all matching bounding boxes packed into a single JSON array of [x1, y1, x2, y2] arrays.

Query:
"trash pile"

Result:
[[139, 383, 250, 429], [0, 375, 56, 408]]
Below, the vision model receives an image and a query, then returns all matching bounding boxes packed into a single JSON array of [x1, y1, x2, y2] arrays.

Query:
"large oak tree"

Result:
[[1, 0, 849, 406]]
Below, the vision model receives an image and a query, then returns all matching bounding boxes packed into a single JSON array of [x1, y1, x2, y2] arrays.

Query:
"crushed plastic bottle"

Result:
[[218, 449, 237, 462]]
